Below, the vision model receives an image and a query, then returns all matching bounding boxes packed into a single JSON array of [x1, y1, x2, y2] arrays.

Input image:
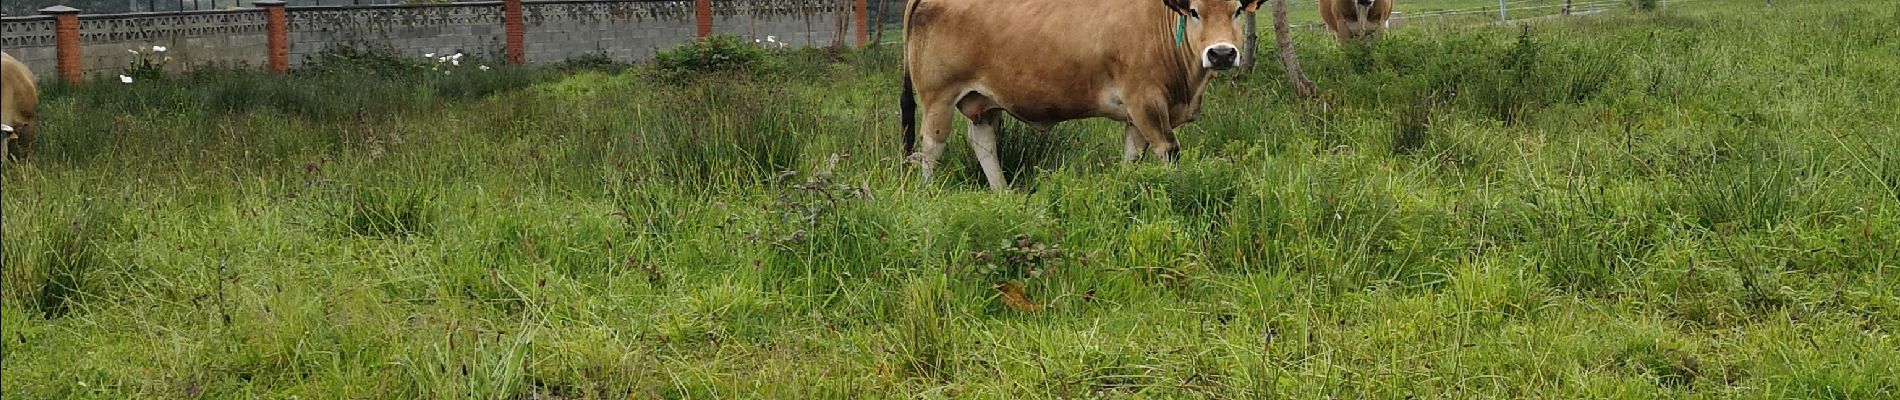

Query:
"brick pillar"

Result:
[[255, 1, 288, 73], [694, 0, 712, 38], [41, 6, 82, 83], [504, 0, 524, 64], [854, 0, 867, 46]]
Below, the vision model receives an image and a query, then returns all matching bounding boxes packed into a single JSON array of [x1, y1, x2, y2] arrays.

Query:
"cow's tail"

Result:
[[901, 71, 917, 156], [899, 0, 921, 156]]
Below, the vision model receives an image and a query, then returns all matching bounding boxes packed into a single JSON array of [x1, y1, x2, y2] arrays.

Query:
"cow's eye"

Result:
[[1188, 9, 1200, 19]]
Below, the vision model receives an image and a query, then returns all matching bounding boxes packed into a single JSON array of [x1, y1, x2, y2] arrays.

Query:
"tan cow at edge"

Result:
[[901, 0, 1262, 191], [2, 52, 40, 162], [1321, 0, 1394, 43]]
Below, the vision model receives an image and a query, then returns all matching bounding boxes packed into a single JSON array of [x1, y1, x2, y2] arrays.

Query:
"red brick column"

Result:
[[255, 1, 288, 73], [504, 0, 524, 64], [695, 0, 712, 37], [854, 0, 867, 46], [41, 6, 82, 83]]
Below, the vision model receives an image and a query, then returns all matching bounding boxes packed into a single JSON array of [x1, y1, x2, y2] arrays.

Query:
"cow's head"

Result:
[[1164, 0, 1262, 70]]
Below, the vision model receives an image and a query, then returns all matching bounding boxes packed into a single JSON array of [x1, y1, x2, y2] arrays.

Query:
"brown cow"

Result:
[[2, 51, 39, 162], [1321, 0, 1394, 43], [901, 0, 1262, 191]]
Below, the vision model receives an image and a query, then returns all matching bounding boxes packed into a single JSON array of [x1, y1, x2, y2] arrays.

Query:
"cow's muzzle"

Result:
[[1204, 45, 1240, 70]]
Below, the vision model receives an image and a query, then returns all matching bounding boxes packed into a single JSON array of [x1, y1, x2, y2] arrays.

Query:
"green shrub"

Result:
[[299, 41, 428, 77], [654, 34, 768, 82], [551, 52, 631, 74]]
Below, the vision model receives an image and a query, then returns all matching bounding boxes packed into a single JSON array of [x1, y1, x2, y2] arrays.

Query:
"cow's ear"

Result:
[[1240, 0, 1263, 13], [1162, 0, 1192, 16]]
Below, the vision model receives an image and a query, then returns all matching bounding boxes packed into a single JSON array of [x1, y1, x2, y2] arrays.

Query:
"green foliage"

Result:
[[299, 41, 428, 77], [653, 34, 768, 82]]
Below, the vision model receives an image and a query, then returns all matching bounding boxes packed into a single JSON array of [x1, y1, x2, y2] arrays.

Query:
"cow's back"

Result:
[[906, 0, 1180, 124], [2, 52, 37, 127]]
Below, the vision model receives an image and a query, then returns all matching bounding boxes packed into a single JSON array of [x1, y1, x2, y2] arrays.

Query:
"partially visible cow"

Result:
[[2, 51, 39, 162], [901, 0, 1262, 191], [1321, 0, 1394, 43]]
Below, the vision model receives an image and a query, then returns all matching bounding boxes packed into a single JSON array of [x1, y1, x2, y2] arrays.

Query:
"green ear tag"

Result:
[[1175, 15, 1187, 46]]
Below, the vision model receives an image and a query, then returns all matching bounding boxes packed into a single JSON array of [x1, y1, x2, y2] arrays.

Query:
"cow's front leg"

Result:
[[1127, 99, 1179, 162], [1122, 123, 1148, 162]]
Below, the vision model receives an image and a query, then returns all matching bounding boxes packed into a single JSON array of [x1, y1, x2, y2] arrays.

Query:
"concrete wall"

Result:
[[709, 0, 848, 48], [77, 10, 270, 76], [286, 3, 506, 67], [1, 16, 61, 79], [0, 0, 860, 81], [3, 10, 268, 79], [520, 0, 696, 64]]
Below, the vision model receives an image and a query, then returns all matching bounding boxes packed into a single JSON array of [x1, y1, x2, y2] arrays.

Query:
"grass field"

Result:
[[4, 0, 1897, 398]]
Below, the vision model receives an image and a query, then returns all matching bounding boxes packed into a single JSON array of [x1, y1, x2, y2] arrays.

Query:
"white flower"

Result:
[[424, 53, 436, 58], [152, 46, 167, 52], [128, 49, 140, 55], [119, 75, 133, 84], [450, 53, 463, 60], [2, 124, 14, 134], [478, 65, 490, 71], [766, 36, 777, 43], [451, 59, 460, 66]]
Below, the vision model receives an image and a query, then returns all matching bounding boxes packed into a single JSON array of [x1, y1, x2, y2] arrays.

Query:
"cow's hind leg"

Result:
[[967, 111, 1009, 192], [915, 97, 956, 186]]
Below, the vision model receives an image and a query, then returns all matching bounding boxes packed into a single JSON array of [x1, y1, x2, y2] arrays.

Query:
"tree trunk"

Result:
[[836, 0, 850, 48], [1240, 10, 1258, 75], [870, 0, 885, 46], [1271, 0, 1317, 98]]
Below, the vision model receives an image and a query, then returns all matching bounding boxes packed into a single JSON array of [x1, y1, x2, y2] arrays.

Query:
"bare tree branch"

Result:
[[1272, 0, 1318, 98]]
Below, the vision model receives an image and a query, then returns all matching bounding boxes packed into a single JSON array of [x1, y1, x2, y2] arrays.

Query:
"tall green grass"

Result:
[[3, 1, 1896, 398]]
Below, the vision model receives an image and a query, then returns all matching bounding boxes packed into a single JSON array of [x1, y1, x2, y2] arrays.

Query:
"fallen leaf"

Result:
[[996, 281, 1044, 313]]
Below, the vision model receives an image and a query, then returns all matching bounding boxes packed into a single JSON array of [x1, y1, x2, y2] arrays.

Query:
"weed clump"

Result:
[[299, 41, 429, 77], [655, 34, 767, 82], [32, 204, 122, 318], [333, 186, 437, 238]]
